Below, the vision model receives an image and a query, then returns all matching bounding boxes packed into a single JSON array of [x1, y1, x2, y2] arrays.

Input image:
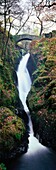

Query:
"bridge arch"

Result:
[[15, 34, 38, 42], [17, 37, 32, 42]]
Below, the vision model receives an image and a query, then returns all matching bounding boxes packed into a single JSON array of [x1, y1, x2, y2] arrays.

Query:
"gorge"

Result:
[[8, 52, 56, 170], [0, 27, 56, 169]]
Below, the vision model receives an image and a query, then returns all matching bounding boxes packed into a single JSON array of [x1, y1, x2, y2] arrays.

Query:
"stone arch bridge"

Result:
[[15, 34, 39, 42], [15, 34, 39, 50]]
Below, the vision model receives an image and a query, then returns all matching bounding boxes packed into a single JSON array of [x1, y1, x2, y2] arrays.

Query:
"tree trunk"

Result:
[[4, 0, 6, 32], [2, 0, 7, 61], [40, 21, 43, 36], [37, 16, 43, 36]]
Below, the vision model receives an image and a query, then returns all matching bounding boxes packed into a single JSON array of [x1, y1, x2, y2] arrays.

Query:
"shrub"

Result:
[[0, 163, 6, 170]]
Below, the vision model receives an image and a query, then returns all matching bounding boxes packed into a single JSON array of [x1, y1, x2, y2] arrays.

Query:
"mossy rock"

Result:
[[48, 95, 56, 109], [0, 63, 19, 109], [28, 36, 56, 150], [52, 30, 56, 37], [44, 80, 56, 99], [0, 29, 28, 161], [0, 107, 26, 159]]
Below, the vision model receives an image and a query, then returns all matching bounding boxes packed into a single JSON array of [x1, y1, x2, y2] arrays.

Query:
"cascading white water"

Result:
[[8, 52, 56, 170], [16, 53, 34, 135]]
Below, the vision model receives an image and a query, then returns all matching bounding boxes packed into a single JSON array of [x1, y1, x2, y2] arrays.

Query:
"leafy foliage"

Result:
[[0, 27, 26, 161], [29, 36, 56, 150], [0, 28, 21, 110], [0, 163, 6, 170], [0, 107, 25, 152]]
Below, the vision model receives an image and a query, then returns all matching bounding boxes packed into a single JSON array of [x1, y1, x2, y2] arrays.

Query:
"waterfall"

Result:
[[16, 53, 34, 135], [8, 53, 56, 170]]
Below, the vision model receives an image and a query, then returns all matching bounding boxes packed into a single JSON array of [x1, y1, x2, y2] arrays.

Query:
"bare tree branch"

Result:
[[16, 10, 32, 35]]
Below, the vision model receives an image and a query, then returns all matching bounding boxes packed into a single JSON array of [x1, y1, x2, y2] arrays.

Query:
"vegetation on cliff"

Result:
[[0, 163, 7, 170], [29, 35, 56, 150], [0, 28, 27, 163], [0, 107, 26, 159]]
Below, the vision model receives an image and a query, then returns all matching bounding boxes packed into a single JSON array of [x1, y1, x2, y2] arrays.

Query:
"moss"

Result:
[[0, 29, 27, 160], [0, 29, 21, 110], [44, 80, 56, 99], [0, 163, 7, 170], [0, 107, 26, 155], [48, 95, 56, 105], [28, 36, 56, 150]]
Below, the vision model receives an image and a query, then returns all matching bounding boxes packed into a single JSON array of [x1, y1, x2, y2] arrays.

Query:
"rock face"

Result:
[[28, 36, 56, 151], [0, 102, 28, 162], [0, 29, 28, 162], [27, 53, 36, 81]]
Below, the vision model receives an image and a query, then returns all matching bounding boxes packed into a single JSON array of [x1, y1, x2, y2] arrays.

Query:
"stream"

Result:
[[8, 53, 56, 170]]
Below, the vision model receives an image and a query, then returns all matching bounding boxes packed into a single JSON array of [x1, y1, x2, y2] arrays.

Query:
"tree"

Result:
[[0, 0, 33, 35], [32, 1, 44, 35], [43, 3, 56, 23], [32, 0, 56, 35], [0, 0, 32, 59]]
